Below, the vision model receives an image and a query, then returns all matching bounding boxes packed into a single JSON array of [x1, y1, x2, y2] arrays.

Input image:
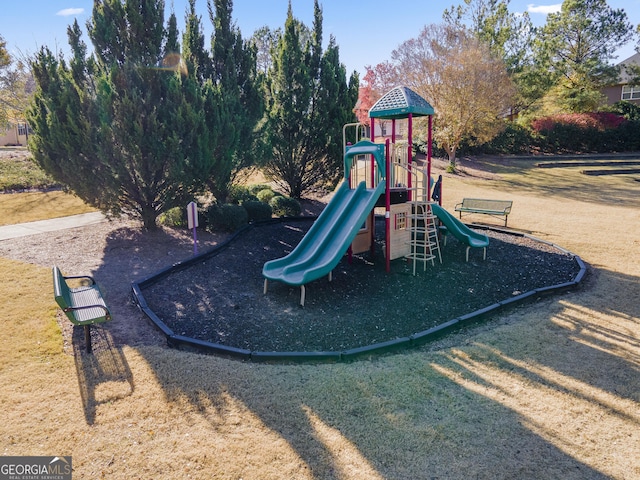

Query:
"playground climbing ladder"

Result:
[[406, 200, 441, 274], [392, 143, 441, 274]]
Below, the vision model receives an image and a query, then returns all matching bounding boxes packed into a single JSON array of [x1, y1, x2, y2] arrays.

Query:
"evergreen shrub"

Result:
[[611, 101, 640, 121], [530, 113, 630, 153], [243, 200, 273, 222], [256, 188, 278, 204], [614, 120, 640, 151], [158, 206, 188, 228], [205, 203, 248, 232], [226, 185, 258, 204], [248, 184, 273, 195], [269, 196, 301, 217], [461, 110, 640, 156], [531, 113, 626, 132], [481, 123, 534, 154]]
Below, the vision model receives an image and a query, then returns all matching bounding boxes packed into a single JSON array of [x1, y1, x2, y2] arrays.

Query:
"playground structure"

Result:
[[262, 86, 489, 305]]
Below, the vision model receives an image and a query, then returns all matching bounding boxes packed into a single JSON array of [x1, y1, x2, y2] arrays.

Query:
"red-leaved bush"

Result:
[[532, 113, 627, 132]]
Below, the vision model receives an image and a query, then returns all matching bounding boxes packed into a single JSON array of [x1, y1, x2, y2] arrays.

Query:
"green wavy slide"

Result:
[[262, 180, 385, 289], [431, 203, 489, 261]]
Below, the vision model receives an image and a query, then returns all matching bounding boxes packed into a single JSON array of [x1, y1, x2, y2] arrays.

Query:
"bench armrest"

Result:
[[62, 274, 96, 286]]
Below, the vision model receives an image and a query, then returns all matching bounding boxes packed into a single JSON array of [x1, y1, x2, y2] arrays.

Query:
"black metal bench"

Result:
[[454, 198, 513, 227], [53, 266, 112, 353]]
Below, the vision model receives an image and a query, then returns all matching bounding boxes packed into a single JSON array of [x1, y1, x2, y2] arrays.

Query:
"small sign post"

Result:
[[187, 201, 199, 255]]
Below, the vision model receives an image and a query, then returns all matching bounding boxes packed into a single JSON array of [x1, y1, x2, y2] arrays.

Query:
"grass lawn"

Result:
[[0, 147, 96, 225], [0, 155, 638, 479], [0, 147, 58, 191], [0, 191, 97, 226]]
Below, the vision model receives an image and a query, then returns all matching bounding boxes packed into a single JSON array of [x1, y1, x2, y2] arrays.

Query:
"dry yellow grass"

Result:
[[0, 191, 96, 226], [1, 157, 639, 479]]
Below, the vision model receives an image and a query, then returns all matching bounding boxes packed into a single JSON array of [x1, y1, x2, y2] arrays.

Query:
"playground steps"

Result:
[[397, 154, 441, 275], [406, 201, 441, 275], [403, 163, 431, 203]]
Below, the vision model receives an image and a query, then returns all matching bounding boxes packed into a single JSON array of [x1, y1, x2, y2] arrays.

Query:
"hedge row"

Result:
[[445, 102, 640, 156], [159, 184, 302, 232]]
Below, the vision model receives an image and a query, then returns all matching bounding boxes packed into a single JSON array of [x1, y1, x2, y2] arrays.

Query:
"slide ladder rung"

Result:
[[406, 201, 441, 275]]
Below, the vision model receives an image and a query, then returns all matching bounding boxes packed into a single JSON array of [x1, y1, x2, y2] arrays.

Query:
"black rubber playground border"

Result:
[[131, 217, 587, 363]]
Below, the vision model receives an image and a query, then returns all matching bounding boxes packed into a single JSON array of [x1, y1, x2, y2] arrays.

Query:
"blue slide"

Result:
[[431, 203, 489, 261], [262, 180, 385, 288]]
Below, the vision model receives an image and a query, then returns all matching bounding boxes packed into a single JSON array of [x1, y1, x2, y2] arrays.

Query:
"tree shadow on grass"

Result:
[[594, 268, 640, 320], [28, 206, 627, 477], [94, 222, 636, 478], [4, 205, 634, 476], [136, 331, 615, 479], [200, 265, 636, 477], [455, 155, 640, 209], [539, 268, 640, 404]]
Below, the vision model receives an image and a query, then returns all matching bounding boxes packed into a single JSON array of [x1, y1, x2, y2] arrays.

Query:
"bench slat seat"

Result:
[[454, 198, 513, 226], [62, 286, 110, 324], [53, 266, 111, 353]]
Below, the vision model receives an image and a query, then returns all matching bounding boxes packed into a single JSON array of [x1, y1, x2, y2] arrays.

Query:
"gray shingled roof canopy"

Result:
[[369, 86, 435, 119], [617, 52, 640, 84]]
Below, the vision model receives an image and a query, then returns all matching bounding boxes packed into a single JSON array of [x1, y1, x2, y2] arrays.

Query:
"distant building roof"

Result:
[[616, 52, 640, 84], [369, 86, 434, 119]]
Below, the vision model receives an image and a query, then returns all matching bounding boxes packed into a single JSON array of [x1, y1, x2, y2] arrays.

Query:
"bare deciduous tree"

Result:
[[392, 24, 514, 168], [0, 35, 34, 129]]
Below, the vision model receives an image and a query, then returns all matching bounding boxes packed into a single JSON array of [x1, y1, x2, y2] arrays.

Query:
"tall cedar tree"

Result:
[[182, 0, 263, 202], [208, 0, 263, 201], [263, 1, 358, 198], [28, 0, 215, 230]]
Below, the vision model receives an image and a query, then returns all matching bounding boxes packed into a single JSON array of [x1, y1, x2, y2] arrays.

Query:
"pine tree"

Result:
[[533, 0, 634, 113], [207, 0, 263, 201], [317, 37, 359, 186], [27, 0, 213, 230], [263, 0, 358, 198], [179, 0, 264, 202]]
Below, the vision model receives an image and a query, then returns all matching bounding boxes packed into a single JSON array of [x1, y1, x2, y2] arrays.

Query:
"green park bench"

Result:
[[53, 266, 112, 353], [454, 198, 513, 227]]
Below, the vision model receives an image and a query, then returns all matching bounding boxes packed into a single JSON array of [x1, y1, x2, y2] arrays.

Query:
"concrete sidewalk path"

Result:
[[0, 211, 106, 241]]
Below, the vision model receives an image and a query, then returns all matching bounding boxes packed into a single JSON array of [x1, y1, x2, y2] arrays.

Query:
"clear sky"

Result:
[[2, 0, 639, 76]]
